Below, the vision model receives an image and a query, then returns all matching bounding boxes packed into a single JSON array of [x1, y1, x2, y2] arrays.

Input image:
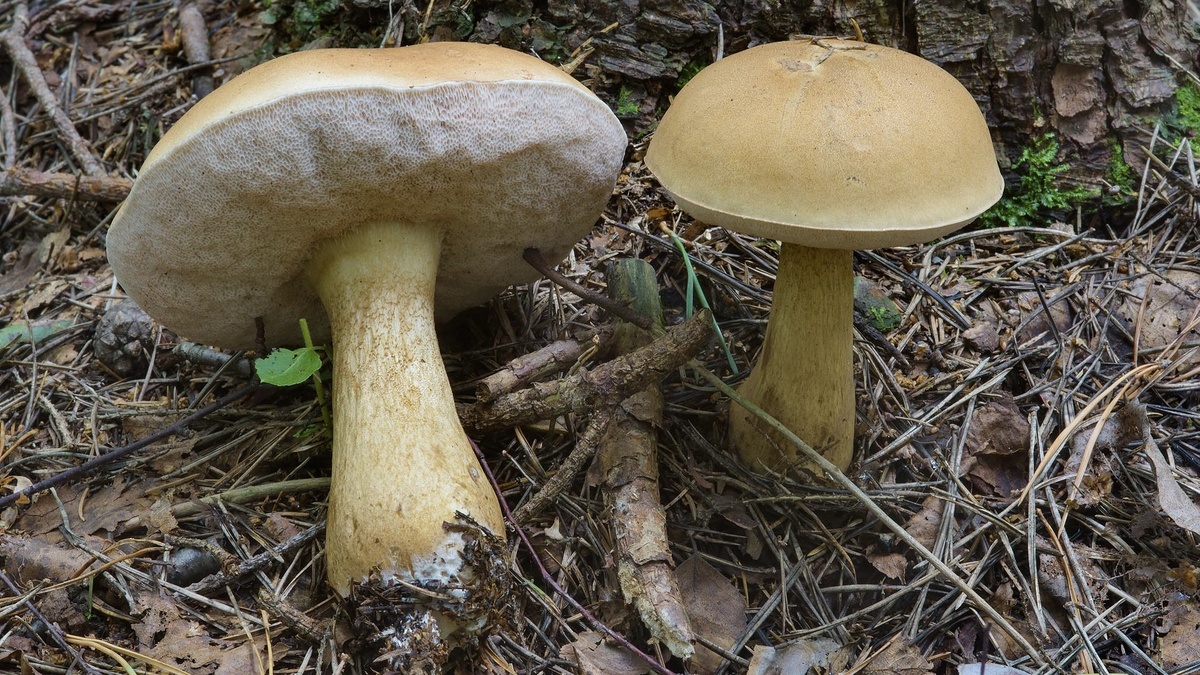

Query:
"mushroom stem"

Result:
[[731, 243, 856, 472], [305, 222, 505, 601]]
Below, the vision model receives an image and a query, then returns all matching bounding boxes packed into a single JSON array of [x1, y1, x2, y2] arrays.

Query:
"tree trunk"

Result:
[[387, 0, 1198, 184]]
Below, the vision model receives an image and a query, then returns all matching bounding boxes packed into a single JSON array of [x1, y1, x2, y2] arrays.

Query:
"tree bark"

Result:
[[385, 0, 1198, 184]]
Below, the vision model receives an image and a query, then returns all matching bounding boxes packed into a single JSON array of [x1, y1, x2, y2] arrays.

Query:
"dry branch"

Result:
[[598, 258, 694, 660], [178, 4, 214, 99], [475, 328, 611, 402], [460, 308, 711, 432], [0, 3, 105, 177], [511, 408, 613, 522], [1, 167, 132, 201]]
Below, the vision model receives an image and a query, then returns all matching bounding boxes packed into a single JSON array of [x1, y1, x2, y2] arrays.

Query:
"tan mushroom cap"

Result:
[[644, 39, 1003, 249], [108, 43, 627, 349]]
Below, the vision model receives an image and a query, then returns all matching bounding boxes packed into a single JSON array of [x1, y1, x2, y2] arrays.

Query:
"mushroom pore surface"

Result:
[[109, 44, 627, 349]]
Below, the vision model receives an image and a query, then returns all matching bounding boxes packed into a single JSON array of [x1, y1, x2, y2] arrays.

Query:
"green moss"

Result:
[[980, 133, 1098, 228], [1174, 81, 1200, 156], [615, 86, 639, 117], [1104, 139, 1135, 203], [1177, 82, 1200, 133], [259, 0, 348, 48], [676, 60, 704, 89]]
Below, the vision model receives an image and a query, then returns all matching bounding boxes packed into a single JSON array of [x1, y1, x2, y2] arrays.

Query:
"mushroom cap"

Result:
[[644, 39, 1003, 249], [108, 43, 627, 348]]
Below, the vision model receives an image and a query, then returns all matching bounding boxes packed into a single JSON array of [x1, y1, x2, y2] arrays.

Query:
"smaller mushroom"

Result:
[[645, 39, 1002, 472]]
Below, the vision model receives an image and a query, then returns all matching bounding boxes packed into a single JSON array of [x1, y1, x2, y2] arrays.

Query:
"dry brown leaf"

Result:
[[146, 494, 178, 535], [214, 637, 281, 675], [17, 478, 150, 538], [1160, 599, 1200, 668], [1035, 535, 1109, 607], [746, 637, 840, 675], [862, 638, 934, 675], [1014, 289, 1072, 347], [865, 547, 908, 581], [0, 533, 99, 583], [560, 631, 652, 675], [1142, 430, 1200, 535], [903, 495, 945, 552], [0, 242, 44, 296], [678, 555, 747, 674], [141, 592, 275, 675], [965, 394, 1029, 457], [1063, 401, 1145, 507], [962, 394, 1030, 499], [0, 645, 34, 675], [1119, 269, 1200, 369], [23, 279, 70, 314], [145, 439, 200, 474], [961, 320, 1000, 352]]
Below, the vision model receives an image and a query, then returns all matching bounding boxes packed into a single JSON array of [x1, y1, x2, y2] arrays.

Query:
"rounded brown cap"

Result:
[[108, 43, 627, 348], [645, 39, 1003, 249]]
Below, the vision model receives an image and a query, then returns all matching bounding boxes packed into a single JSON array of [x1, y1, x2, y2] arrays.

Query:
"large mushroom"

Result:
[[107, 43, 626, 634], [645, 39, 1002, 472]]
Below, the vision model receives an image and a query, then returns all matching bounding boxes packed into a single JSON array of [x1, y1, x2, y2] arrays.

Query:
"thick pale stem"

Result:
[[731, 244, 855, 472], [305, 223, 505, 598]]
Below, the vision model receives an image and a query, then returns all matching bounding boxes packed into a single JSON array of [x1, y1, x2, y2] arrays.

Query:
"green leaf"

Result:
[[0, 319, 76, 351], [256, 347, 322, 387]]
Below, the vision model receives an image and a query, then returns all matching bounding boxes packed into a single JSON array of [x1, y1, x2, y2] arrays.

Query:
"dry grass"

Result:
[[3, 2, 1200, 674]]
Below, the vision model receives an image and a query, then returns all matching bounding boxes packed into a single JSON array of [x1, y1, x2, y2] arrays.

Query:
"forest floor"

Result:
[[2, 1, 1200, 674]]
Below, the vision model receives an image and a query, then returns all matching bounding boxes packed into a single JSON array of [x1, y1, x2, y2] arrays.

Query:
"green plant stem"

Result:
[[690, 362, 1047, 666], [298, 318, 331, 431], [667, 231, 737, 374], [171, 477, 332, 517]]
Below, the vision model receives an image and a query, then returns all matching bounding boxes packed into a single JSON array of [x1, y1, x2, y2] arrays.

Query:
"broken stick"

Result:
[[459, 308, 711, 433], [475, 326, 612, 402], [178, 4, 214, 99], [0, 167, 132, 201], [0, 3, 105, 177], [598, 258, 694, 659]]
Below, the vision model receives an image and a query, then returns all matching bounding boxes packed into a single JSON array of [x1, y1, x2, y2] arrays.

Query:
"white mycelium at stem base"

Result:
[[305, 222, 504, 600], [730, 244, 855, 472]]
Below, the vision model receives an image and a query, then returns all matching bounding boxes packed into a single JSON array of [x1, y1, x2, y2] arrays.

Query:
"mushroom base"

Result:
[[731, 244, 856, 472], [347, 515, 513, 668], [304, 222, 507, 617]]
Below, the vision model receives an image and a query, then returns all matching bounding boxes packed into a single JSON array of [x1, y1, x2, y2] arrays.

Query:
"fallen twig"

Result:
[[187, 522, 325, 595], [459, 309, 711, 432], [178, 4, 214, 98], [0, 166, 132, 201], [511, 408, 613, 522], [524, 248, 654, 329], [476, 328, 611, 402], [598, 258, 694, 659], [170, 477, 332, 518], [0, 3, 105, 177]]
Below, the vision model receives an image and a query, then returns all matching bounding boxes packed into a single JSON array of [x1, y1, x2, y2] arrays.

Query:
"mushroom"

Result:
[[107, 43, 626, 632], [645, 39, 1002, 472]]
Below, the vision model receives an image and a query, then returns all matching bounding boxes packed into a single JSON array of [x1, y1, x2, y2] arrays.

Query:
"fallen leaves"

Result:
[[677, 555, 747, 674], [561, 631, 654, 675], [962, 394, 1030, 498], [746, 637, 840, 675]]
